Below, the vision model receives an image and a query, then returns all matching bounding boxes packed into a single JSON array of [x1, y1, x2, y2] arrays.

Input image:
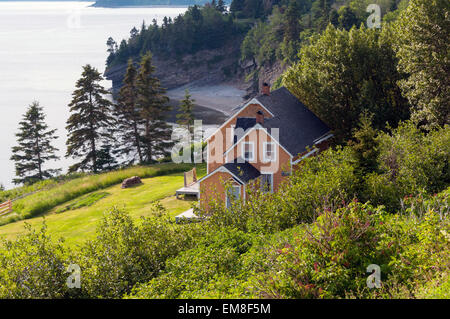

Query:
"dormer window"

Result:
[[242, 142, 254, 162], [263, 142, 276, 162]]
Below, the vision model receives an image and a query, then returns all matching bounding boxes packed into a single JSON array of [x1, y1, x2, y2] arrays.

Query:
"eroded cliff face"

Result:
[[104, 42, 244, 94], [239, 58, 287, 98], [105, 40, 286, 101]]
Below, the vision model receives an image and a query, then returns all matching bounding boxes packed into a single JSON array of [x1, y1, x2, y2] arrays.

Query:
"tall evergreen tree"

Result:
[[338, 6, 359, 31], [114, 59, 145, 165], [176, 89, 195, 134], [394, 0, 449, 127], [217, 0, 226, 12], [230, 0, 245, 14], [10, 101, 60, 185], [135, 53, 172, 163], [66, 65, 115, 173], [349, 111, 379, 175]]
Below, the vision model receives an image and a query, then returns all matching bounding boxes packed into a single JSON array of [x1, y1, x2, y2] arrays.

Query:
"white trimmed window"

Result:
[[226, 185, 241, 209], [263, 142, 277, 162], [242, 142, 254, 162], [261, 173, 273, 193]]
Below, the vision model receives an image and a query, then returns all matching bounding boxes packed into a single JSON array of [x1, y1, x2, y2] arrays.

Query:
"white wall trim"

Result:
[[198, 165, 245, 185], [205, 98, 274, 142], [313, 132, 333, 145], [224, 125, 293, 159], [292, 148, 319, 165], [241, 141, 255, 162], [263, 142, 277, 163]]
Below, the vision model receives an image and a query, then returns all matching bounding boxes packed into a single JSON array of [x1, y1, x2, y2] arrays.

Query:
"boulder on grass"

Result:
[[121, 176, 142, 189]]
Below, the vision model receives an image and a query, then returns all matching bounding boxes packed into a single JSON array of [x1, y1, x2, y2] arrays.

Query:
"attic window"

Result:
[[242, 142, 254, 162], [263, 142, 276, 162]]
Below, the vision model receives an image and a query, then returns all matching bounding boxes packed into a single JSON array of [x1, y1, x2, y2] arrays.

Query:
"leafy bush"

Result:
[[0, 223, 71, 298], [128, 228, 253, 299], [243, 193, 449, 299], [77, 206, 204, 298], [363, 122, 450, 211]]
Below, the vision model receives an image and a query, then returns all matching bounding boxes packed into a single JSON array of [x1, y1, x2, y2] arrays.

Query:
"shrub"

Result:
[[77, 206, 204, 298], [363, 122, 450, 211], [0, 223, 72, 298], [242, 192, 450, 299], [128, 228, 253, 299]]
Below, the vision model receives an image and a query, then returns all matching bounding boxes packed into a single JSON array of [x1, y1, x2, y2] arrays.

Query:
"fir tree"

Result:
[[66, 65, 115, 173], [176, 89, 195, 134], [114, 59, 145, 165], [10, 101, 60, 185], [135, 53, 172, 163], [349, 112, 379, 175], [217, 0, 226, 12]]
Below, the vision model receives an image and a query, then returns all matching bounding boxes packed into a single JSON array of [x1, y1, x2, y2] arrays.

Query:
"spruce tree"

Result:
[[349, 112, 379, 175], [66, 65, 115, 173], [394, 0, 449, 127], [114, 59, 145, 165], [135, 53, 172, 163], [10, 101, 60, 185], [176, 89, 195, 134], [217, 0, 226, 12]]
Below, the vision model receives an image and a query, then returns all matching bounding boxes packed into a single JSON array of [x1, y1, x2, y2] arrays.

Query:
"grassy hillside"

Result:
[[0, 164, 205, 246], [1, 163, 198, 226]]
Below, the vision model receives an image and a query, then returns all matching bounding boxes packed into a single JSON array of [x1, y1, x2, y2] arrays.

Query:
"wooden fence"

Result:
[[0, 200, 12, 216], [184, 167, 198, 187]]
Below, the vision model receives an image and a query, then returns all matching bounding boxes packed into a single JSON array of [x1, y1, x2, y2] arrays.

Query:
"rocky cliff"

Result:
[[105, 40, 286, 100], [105, 41, 244, 94]]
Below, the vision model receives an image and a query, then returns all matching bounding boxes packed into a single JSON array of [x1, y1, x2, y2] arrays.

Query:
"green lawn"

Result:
[[0, 166, 204, 247]]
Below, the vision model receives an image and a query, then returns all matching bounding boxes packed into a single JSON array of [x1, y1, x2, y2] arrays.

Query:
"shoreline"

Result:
[[167, 82, 246, 117]]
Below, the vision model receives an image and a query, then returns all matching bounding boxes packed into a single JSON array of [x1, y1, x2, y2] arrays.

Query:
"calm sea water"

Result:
[[0, 2, 187, 189]]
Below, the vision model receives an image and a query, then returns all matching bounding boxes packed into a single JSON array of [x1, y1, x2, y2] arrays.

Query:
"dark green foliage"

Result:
[[76, 206, 204, 298], [114, 59, 145, 165], [283, 25, 410, 141], [10, 101, 60, 185], [394, 0, 450, 128], [107, 5, 244, 68], [176, 89, 195, 133], [338, 6, 359, 30], [363, 121, 450, 211], [244, 196, 450, 298], [349, 112, 379, 175], [135, 53, 173, 162], [66, 65, 116, 173], [128, 228, 253, 298], [0, 223, 71, 298]]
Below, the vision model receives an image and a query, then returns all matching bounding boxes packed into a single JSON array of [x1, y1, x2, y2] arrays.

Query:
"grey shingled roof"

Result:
[[254, 87, 330, 156], [223, 158, 261, 183], [235, 117, 257, 131]]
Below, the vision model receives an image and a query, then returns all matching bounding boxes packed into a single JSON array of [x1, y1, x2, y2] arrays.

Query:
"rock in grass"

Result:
[[121, 176, 142, 189]]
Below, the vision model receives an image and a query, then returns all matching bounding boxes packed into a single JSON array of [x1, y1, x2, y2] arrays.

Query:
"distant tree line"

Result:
[[240, 0, 408, 66], [106, 3, 245, 67], [93, 0, 224, 7]]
